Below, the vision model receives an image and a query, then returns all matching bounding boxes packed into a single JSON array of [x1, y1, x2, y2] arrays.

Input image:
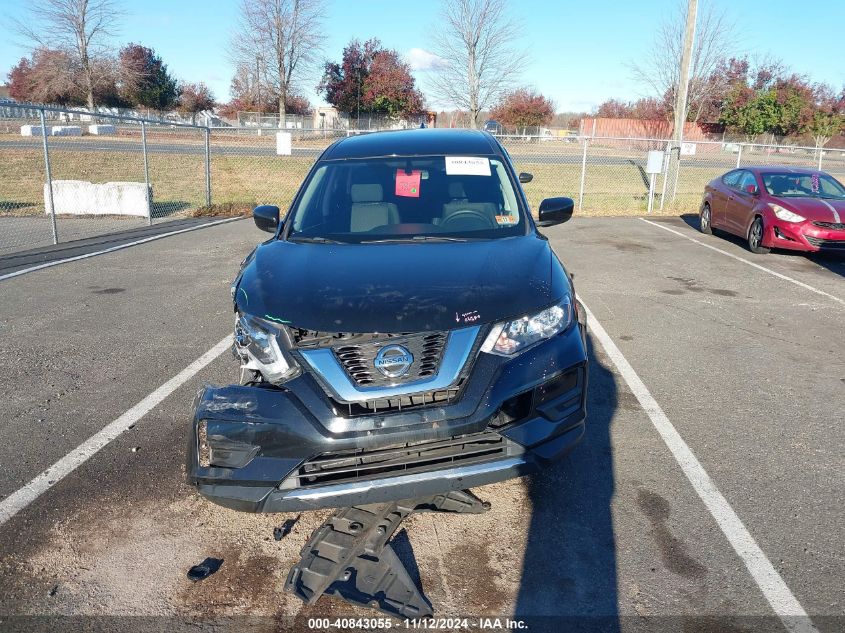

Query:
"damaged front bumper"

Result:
[[186, 320, 588, 513]]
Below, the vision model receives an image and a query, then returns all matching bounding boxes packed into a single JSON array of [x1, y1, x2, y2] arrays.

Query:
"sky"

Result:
[[1, 0, 844, 113]]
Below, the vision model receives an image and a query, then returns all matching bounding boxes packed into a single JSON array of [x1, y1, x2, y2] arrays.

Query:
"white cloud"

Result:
[[405, 48, 448, 72]]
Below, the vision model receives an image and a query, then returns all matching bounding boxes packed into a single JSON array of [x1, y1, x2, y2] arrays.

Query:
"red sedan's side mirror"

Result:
[[746, 184, 759, 195]]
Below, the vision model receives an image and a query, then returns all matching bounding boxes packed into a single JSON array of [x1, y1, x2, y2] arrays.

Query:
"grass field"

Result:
[[0, 144, 724, 222]]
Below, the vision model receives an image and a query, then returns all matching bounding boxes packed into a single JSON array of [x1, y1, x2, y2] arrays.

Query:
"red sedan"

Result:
[[700, 166, 845, 254]]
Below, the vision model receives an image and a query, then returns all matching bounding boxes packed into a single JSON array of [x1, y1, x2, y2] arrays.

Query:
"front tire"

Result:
[[700, 203, 713, 235], [748, 217, 770, 254]]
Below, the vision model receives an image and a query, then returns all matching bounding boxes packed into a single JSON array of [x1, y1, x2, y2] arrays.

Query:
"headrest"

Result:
[[351, 183, 383, 203], [448, 181, 467, 199], [768, 176, 789, 194]]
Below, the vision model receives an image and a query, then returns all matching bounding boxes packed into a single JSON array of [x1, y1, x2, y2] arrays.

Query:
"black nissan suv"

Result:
[[187, 129, 588, 513]]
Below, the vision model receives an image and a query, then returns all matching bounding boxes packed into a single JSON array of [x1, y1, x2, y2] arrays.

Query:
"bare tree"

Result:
[[231, 0, 326, 125], [629, 1, 736, 124], [12, 0, 122, 109], [428, 0, 527, 129]]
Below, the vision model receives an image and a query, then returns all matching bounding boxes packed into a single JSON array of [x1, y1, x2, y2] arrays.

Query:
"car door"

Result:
[[724, 170, 757, 235], [712, 170, 740, 228]]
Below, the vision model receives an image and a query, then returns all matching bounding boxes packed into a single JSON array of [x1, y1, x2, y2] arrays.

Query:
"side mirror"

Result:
[[519, 172, 533, 183], [746, 184, 759, 195], [253, 205, 280, 233], [537, 197, 574, 227]]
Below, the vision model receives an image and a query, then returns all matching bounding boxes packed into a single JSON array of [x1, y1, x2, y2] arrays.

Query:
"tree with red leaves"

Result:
[[806, 85, 844, 148], [118, 44, 178, 111], [594, 99, 630, 119], [11, 0, 122, 109], [7, 49, 85, 106], [318, 38, 424, 120], [595, 97, 668, 120], [177, 82, 216, 124], [490, 88, 555, 134], [219, 61, 312, 120]]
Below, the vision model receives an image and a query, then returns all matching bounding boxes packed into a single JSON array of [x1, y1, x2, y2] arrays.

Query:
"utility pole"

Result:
[[670, 0, 698, 202]]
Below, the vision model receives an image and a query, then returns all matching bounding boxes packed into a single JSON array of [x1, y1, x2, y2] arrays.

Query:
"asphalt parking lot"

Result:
[[0, 216, 842, 632]]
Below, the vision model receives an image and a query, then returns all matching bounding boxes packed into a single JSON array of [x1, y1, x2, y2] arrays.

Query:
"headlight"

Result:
[[769, 203, 805, 223], [234, 314, 299, 383], [481, 296, 573, 356]]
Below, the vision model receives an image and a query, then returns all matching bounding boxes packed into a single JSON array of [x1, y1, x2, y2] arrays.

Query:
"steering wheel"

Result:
[[441, 209, 496, 230]]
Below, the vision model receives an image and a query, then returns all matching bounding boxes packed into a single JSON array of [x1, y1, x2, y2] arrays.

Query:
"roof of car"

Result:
[[321, 128, 502, 160], [742, 166, 825, 175]]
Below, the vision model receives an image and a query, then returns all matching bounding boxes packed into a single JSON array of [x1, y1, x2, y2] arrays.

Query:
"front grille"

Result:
[[290, 431, 515, 488], [333, 332, 447, 387], [331, 385, 461, 416], [804, 235, 845, 250], [812, 221, 845, 230]]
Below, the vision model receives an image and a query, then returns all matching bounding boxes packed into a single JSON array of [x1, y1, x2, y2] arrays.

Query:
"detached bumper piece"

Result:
[[285, 489, 490, 617]]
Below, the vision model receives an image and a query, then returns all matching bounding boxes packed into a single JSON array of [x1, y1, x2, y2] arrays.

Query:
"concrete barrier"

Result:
[[50, 126, 83, 136], [20, 124, 48, 136], [88, 124, 116, 135], [276, 131, 292, 155], [44, 180, 151, 217]]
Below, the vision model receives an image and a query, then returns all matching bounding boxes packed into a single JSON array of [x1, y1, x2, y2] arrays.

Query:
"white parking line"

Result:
[[582, 300, 819, 633], [639, 218, 844, 307], [0, 335, 232, 527], [0, 217, 242, 282]]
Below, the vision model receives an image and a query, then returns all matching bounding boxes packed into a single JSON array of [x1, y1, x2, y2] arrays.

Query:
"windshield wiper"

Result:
[[288, 236, 346, 244], [359, 235, 478, 244]]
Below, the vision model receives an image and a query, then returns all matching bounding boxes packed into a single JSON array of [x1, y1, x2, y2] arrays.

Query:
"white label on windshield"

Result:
[[445, 156, 491, 176]]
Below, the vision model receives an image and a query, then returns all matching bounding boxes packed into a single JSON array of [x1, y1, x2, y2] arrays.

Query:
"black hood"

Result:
[[235, 235, 567, 333]]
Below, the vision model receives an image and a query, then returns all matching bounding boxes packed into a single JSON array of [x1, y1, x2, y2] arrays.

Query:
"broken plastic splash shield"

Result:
[[285, 490, 490, 617]]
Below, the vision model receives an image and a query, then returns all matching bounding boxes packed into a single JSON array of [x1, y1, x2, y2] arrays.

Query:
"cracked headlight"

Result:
[[234, 314, 299, 383], [481, 296, 573, 356], [768, 203, 805, 223]]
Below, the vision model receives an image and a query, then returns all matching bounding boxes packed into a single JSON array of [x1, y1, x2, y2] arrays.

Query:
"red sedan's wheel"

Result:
[[748, 217, 770, 254], [700, 203, 713, 235]]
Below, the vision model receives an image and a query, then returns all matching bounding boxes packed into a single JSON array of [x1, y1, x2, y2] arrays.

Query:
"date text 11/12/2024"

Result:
[[306, 618, 529, 629]]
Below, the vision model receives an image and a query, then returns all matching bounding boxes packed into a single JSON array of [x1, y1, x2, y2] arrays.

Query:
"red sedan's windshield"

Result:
[[761, 171, 845, 200]]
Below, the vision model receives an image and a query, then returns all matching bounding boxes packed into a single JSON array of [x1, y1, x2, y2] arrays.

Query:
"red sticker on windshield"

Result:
[[396, 170, 421, 198]]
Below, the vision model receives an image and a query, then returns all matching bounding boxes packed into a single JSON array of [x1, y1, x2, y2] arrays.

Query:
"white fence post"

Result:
[[578, 138, 588, 211], [204, 127, 212, 207], [659, 141, 671, 211], [39, 108, 58, 245], [141, 120, 152, 226], [736, 143, 743, 168]]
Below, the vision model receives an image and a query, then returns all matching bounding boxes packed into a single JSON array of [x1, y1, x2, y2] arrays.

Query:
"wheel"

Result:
[[747, 216, 770, 254], [700, 203, 713, 235]]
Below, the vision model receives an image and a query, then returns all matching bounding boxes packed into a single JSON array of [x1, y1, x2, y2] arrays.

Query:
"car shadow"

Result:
[[514, 336, 619, 633], [679, 213, 845, 278], [679, 213, 700, 231], [790, 251, 845, 279]]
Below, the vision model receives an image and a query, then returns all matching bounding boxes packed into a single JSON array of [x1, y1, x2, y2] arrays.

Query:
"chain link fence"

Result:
[[3, 104, 844, 257], [500, 135, 842, 217], [0, 104, 211, 256]]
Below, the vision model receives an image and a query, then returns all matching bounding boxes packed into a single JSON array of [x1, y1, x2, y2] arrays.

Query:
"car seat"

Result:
[[349, 184, 400, 232], [767, 175, 790, 196]]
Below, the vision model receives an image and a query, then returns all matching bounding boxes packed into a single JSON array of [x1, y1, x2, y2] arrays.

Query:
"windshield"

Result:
[[286, 155, 526, 242], [762, 171, 845, 199]]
